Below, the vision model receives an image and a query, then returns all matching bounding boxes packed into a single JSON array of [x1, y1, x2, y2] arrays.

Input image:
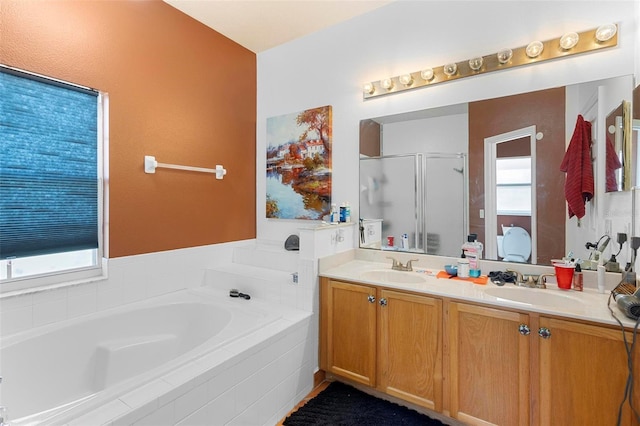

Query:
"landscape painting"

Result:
[[266, 105, 332, 220]]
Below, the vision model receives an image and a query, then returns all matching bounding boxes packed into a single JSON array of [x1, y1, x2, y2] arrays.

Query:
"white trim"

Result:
[[484, 125, 538, 264]]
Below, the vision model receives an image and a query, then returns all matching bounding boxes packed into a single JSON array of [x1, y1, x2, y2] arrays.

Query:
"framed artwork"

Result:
[[266, 105, 332, 220]]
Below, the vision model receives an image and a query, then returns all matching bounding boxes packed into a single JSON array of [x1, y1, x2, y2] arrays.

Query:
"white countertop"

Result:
[[320, 259, 640, 329]]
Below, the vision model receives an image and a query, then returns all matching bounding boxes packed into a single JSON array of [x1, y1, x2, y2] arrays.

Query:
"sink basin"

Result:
[[483, 287, 585, 310], [360, 269, 427, 284]]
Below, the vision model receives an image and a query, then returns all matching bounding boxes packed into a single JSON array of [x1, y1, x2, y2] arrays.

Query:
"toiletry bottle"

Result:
[[339, 203, 346, 223], [401, 233, 409, 250], [345, 202, 351, 223], [330, 203, 339, 223], [573, 263, 583, 291], [462, 234, 483, 270], [457, 258, 470, 278]]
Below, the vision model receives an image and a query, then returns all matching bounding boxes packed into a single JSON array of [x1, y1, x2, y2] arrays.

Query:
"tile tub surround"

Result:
[[0, 240, 255, 336], [319, 249, 638, 328], [1, 287, 313, 426]]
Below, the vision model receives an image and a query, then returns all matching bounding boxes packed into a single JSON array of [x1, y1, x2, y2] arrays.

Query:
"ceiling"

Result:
[[163, 0, 393, 53]]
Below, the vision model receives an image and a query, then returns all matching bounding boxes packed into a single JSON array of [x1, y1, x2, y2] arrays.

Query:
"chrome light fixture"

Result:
[[363, 23, 618, 100]]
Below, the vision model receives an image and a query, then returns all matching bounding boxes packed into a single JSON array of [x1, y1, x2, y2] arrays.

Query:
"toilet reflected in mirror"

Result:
[[497, 225, 532, 263]]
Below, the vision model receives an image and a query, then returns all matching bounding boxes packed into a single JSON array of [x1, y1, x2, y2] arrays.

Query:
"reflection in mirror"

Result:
[[359, 153, 466, 255], [359, 75, 635, 267], [605, 103, 624, 192]]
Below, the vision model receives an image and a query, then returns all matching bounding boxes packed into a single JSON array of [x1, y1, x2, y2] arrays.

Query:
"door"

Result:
[[378, 289, 443, 411], [538, 317, 640, 425], [326, 279, 377, 386], [449, 302, 531, 425]]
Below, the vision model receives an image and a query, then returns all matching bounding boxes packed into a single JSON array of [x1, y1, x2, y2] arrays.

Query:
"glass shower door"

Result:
[[360, 154, 424, 252]]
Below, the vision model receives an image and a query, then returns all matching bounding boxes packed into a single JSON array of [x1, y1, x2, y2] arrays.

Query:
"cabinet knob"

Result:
[[518, 324, 531, 335], [538, 327, 551, 339], [367, 295, 376, 303], [379, 298, 388, 306]]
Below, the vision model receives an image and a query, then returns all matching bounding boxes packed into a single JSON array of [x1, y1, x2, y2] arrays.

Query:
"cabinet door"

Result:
[[538, 317, 640, 426], [449, 302, 530, 426], [378, 289, 443, 411], [326, 280, 377, 386]]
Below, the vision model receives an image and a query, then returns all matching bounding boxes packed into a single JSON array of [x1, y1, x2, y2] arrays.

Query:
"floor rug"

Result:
[[283, 381, 446, 425]]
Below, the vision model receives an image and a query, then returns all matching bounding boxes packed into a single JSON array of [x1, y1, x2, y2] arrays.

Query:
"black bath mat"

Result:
[[283, 381, 446, 425]]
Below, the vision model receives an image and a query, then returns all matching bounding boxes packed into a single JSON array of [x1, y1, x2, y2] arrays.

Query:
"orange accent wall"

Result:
[[1, 0, 257, 258]]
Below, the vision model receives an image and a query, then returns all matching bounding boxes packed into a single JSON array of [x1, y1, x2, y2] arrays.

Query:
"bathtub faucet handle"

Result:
[[229, 289, 251, 300]]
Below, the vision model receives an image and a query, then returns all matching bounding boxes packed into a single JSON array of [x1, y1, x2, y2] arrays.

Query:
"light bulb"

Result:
[[363, 82, 375, 95], [497, 48, 513, 64], [560, 32, 579, 50], [595, 23, 617, 42], [381, 78, 394, 90], [525, 41, 544, 58], [468, 57, 483, 71], [420, 68, 434, 81], [399, 74, 413, 86], [443, 63, 457, 76]]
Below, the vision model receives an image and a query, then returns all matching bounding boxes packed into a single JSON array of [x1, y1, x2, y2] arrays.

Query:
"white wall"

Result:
[[257, 1, 638, 245]]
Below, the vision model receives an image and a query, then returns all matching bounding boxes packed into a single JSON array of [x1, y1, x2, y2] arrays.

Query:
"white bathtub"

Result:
[[0, 287, 283, 425]]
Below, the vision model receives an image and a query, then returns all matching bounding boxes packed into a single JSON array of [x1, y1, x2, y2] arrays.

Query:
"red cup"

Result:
[[387, 236, 394, 247], [554, 264, 575, 290]]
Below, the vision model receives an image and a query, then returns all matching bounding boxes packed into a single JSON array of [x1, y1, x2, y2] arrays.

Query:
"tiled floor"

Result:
[[276, 381, 330, 425]]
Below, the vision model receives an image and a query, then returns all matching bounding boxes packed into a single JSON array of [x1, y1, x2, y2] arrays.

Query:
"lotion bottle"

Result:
[[597, 259, 606, 294]]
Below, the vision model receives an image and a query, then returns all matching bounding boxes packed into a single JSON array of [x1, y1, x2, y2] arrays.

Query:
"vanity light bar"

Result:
[[363, 24, 618, 100]]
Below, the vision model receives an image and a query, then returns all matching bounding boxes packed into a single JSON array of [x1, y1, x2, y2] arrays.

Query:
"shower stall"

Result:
[[359, 153, 467, 256]]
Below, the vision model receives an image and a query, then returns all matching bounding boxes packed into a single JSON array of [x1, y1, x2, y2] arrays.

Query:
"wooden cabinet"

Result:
[[448, 302, 531, 425], [324, 279, 377, 386], [378, 288, 442, 410], [538, 317, 640, 426], [320, 278, 443, 411], [321, 278, 639, 425], [449, 302, 640, 426]]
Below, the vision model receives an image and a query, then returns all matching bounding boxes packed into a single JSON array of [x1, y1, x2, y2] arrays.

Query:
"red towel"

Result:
[[560, 115, 594, 219], [605, 135, 622, 192]]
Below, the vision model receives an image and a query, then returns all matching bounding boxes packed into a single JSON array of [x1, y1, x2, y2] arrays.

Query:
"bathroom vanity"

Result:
[[319, 257, 640, 426]]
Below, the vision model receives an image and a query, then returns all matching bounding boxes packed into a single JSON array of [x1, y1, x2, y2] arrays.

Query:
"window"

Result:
[[0, 66, 106, 293], [496, 156, 531, 216]]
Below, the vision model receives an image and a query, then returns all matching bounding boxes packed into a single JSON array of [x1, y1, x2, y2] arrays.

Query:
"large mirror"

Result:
[[606, 100, 633, 192], [634, 84, 640, 187], [360, 75, 635, 267]]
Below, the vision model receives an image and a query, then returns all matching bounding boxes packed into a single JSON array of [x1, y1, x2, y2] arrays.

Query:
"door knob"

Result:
[[538, 327, 551, 339]]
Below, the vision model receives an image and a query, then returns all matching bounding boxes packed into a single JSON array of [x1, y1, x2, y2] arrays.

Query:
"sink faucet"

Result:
[[387, 256, 418, 271], [506, 269, 543, 288]]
